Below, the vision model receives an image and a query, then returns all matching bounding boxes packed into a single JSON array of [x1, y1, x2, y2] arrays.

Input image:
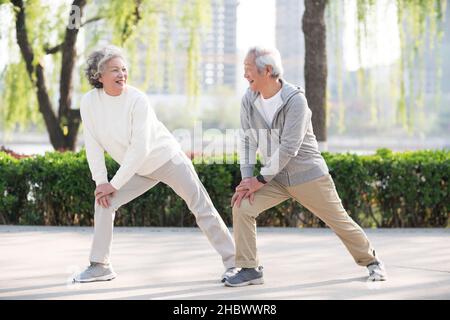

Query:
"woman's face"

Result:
[[99, 57, 128, 96]]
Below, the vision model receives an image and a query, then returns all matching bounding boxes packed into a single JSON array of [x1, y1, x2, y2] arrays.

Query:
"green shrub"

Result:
[[0, 149, 448, 227]]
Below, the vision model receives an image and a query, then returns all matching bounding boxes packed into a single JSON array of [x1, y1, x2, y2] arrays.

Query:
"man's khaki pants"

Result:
[[233, 174, 377, 268], [89, 150, 236, 269]]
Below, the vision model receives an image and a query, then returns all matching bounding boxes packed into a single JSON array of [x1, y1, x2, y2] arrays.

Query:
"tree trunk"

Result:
[[12, 0, 84, 151], [58, 0, 86, 150], [302, 0, 328, 143]]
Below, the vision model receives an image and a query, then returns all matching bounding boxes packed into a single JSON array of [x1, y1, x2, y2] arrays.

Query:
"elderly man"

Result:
[[225, 46, 387, 287]]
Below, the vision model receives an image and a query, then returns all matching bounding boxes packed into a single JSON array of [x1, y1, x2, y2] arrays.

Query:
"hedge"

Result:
[[0, 148, 448, 228]]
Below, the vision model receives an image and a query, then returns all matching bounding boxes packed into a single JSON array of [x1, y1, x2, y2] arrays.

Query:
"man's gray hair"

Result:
[[247, 46, 284, 78], [84, 45, 127, 88]]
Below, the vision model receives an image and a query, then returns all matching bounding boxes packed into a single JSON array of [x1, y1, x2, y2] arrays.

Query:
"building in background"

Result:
[[149, 0, 238, 94], [202, 0, 238, 91], [275, 0, 305, 86]]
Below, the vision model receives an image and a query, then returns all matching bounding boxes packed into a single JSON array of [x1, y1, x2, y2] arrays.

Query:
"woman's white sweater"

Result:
[[80, 85, 180, 190]]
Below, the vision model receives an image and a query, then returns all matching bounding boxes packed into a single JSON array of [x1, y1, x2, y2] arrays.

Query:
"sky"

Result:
[[0, 6, 12, 71], [236, 0, 276, 93], [343, 0, 400, 71], [236, 0, 276, 51]]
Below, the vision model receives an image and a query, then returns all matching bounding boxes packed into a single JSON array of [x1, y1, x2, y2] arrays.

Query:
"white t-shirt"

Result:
[[80, 85, 180, 190], [255, 88, 283, 126]]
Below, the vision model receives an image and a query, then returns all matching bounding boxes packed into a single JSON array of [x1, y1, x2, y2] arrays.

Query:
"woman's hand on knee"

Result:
[[95, 183, 117, 208], [97, 194, 112, 208], [95, 183, 117, 198]]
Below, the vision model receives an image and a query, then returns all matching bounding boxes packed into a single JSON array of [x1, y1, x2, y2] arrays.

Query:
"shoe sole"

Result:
[[224, 277, 264, 287], [367, 275, 387, 282], [221, 275, 239, 283], [73, 272, 117, 283]]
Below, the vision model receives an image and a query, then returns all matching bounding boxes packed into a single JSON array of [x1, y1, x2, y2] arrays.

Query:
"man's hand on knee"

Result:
[[231, 181, 256, 208], [231, 190, 253, 208], [236, 177, 264, 195]]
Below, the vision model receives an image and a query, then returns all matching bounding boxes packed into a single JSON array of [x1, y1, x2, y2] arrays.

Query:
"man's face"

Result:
[[99, 57, 128, 95], [244, 53, 268, 92]]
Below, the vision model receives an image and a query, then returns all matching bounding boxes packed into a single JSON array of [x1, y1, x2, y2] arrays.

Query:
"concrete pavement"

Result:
[[0, 226, 449, 300]]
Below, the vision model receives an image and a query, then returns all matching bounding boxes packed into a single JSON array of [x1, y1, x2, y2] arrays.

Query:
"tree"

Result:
[[5, 0, 89, 151], [302, 0, 447, 144], [0, 0, 210, 151], [302, 0, 327, 143]]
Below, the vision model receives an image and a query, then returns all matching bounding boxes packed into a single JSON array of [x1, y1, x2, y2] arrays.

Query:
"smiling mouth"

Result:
[[116, 80, 125, 85], [249, 80, 254, 84]]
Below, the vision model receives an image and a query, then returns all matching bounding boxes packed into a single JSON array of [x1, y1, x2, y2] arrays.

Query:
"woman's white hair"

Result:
[[85, 45, 127, 88], [246, 46, 284, 78]]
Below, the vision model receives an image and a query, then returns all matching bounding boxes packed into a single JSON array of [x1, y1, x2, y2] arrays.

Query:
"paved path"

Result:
[[0, 226, 449, 300]]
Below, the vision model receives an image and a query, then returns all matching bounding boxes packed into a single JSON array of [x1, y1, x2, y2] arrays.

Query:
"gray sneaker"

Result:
[[73, 262, 117, 283], [367, 261, 387, 281], [221, 267, 240, 283], [224, 266, 264, 287]]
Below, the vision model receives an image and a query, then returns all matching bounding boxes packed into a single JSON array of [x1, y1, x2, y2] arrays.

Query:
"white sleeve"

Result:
[[80, 96, 108, 186], [109, 96, 155, 190]]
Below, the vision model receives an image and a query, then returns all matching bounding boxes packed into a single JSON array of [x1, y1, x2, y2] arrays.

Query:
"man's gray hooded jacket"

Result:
[[240, 79, 329, 186]]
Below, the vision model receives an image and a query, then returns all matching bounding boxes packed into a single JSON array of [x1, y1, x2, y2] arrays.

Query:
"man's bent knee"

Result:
[[232, 200, 258, 218]]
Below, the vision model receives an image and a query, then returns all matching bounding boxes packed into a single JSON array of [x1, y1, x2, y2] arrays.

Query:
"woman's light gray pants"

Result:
[[89, 150, 236, 269]]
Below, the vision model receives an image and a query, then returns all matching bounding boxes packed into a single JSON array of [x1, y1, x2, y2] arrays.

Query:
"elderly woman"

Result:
[[74, 46, 237, 283]]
